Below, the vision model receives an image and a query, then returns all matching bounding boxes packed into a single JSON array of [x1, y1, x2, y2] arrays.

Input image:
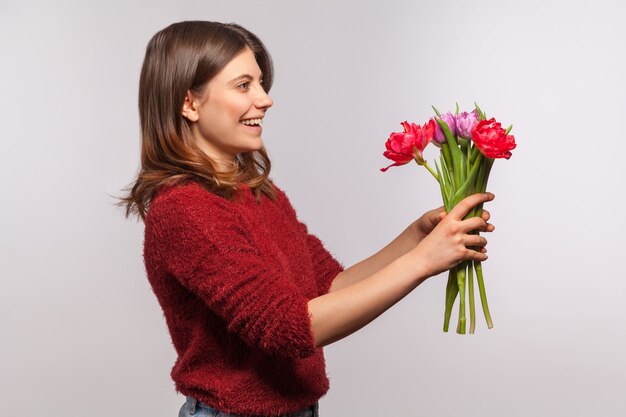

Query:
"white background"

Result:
[[1, 0, 625, 416]]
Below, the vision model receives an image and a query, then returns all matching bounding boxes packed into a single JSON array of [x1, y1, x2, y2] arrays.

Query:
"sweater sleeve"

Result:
[[145, 186, 317, 359], [298, 221, 345, 296], [274, 186, 344, 296]]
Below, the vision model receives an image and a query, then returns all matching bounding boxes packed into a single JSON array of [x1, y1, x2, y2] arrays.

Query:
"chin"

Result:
[[246, 138, 265, 152]]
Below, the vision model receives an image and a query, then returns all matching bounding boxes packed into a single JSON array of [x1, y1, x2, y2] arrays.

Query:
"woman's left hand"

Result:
[[414, 206, 495, 242]]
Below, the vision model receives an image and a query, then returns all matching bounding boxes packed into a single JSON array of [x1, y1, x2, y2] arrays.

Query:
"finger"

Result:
[[474, 250, 488, 261], [431, 206, 445, 219], [425, 208, 446, 229], [465, 248, 488, 262], [481, 210, 490, 222], [426, 207, 446, 225], [464, 235, 487, 247], [477, 221, 495, 232], [459, 217, 488, 233], [449, 193, 495, 221]]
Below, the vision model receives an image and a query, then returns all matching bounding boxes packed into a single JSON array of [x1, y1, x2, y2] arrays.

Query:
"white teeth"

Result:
[[241, 118, 263, 126]]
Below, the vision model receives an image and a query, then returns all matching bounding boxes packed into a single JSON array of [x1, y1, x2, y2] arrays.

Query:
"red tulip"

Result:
[[471, 118, 516, 159], [381, 120, 435, 172]]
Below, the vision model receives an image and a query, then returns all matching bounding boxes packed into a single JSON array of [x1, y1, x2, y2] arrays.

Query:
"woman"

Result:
[[120, 21, 494, 417]]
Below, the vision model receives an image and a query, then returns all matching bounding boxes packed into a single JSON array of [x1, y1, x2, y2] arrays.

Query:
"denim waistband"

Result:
[[183, 396, 319, 417]]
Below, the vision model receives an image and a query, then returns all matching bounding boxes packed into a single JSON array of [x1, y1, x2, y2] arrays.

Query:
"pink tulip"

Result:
[[456, 109, 479, 140], [432, 112, 456, 146]]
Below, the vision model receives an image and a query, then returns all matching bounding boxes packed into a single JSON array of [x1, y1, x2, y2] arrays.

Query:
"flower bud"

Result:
[[456, 109, 479, 140], [432, 112, 456, 147]]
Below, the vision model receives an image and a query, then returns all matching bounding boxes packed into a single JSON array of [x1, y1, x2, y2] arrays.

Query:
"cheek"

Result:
[[200, 106, 232, 131], [222, 94, 251, 116], [197, 94, 251, 138]]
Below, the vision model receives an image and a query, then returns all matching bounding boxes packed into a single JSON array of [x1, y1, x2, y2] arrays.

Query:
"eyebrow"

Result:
[[228, 73, 263, 84]]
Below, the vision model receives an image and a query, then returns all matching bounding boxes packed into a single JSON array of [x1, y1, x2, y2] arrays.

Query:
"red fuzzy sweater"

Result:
[[143, 181, 344, 416]]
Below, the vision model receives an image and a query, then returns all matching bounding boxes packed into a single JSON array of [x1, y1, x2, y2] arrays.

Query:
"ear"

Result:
[[181, 91, 200, 122]]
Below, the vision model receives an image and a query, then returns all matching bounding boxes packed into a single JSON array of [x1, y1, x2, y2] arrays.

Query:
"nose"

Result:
[[254, 88, 273, 110]]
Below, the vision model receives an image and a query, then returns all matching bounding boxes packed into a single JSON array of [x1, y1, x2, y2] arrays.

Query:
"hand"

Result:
[[410, 193, 495, 278], [415, 206, 495, 238]]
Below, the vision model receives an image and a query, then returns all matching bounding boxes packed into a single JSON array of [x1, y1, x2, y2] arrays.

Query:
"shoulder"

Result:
[[146, 182, 240, 230], [268, 181, 296, 212], [152, 181, 223, 207]]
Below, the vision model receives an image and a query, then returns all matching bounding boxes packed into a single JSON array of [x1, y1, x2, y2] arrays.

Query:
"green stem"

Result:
[[443, 268, 458, 332], [451, 155, 483, 206], [474, 261, 493, 328], [434, 162, 450, 211], [418, 160, 439, 182], [470, 145, 481, 168], [467, 160, 485, 219], [466, 141, 472, 177], [459, 139, 469, 180], [441, 143, 454, 183], [456, 263, 467, 334], [468, 261, 475, 334], [475, 158, 494, 217], [440, 154, 454, 204]]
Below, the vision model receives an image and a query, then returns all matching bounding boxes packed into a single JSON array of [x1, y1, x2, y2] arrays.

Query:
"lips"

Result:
[[240, 118, 264, 126]]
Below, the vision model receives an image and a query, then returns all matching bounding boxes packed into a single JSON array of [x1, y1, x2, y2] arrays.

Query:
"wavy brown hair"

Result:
[[119, 21, 276, 221]]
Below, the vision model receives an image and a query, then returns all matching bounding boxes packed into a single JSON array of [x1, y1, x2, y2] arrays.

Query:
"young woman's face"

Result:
[[185, 47, 273, 169]]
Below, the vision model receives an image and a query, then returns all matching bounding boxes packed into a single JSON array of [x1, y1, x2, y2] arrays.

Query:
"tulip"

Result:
[[381, 103, 516, 334], [432, 113, 456, 147], [381, 120, 434, 172], [456, 109, 479, 140], [471, 118, 517, 159]]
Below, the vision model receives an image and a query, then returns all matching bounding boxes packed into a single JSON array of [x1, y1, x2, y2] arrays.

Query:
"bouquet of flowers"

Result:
[[381, 103, 516, 334]]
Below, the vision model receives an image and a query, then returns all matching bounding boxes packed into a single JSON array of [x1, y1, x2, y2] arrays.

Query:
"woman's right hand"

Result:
[[410, 192, 495, 278]]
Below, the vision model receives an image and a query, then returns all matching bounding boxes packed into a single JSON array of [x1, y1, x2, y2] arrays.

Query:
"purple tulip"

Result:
[[431, 112, 456, 147], [456, 109, 479, 140]]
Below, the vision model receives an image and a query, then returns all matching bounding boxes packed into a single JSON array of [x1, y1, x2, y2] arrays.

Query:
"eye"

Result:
[[237, 82, 250, 90]]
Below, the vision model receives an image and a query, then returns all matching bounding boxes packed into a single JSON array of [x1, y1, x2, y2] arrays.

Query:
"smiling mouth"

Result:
[[240, 118, 263, 126]]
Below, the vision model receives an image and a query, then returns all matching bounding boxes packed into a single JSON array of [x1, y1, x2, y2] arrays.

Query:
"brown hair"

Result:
[[118, 21, 276, 221]]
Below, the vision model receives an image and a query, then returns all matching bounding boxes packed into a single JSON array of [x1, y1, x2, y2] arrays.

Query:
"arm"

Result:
[[308, 193, 495, 347], [329, 205, 494, 293], [327, 217, 426, 293], [274, 185, 445, 296], [146, 186, 320, 359]]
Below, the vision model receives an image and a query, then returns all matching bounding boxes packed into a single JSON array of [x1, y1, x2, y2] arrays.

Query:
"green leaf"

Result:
[[441, 154, 454, 202], [455, 102, 459, 115], [431, 105, 441, 117], [475, 157, 495, 216], [505, 124, 513, 135], [474, 102, 486, 121], [470, 144, 482, 167], [435, 118, 463, 187], [441, 142, 454, 185], [435, 161, 450, 211], [451, 154, 483, 206]]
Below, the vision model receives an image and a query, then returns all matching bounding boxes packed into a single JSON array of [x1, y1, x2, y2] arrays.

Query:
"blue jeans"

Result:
[[178, 396, 319, 417]]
